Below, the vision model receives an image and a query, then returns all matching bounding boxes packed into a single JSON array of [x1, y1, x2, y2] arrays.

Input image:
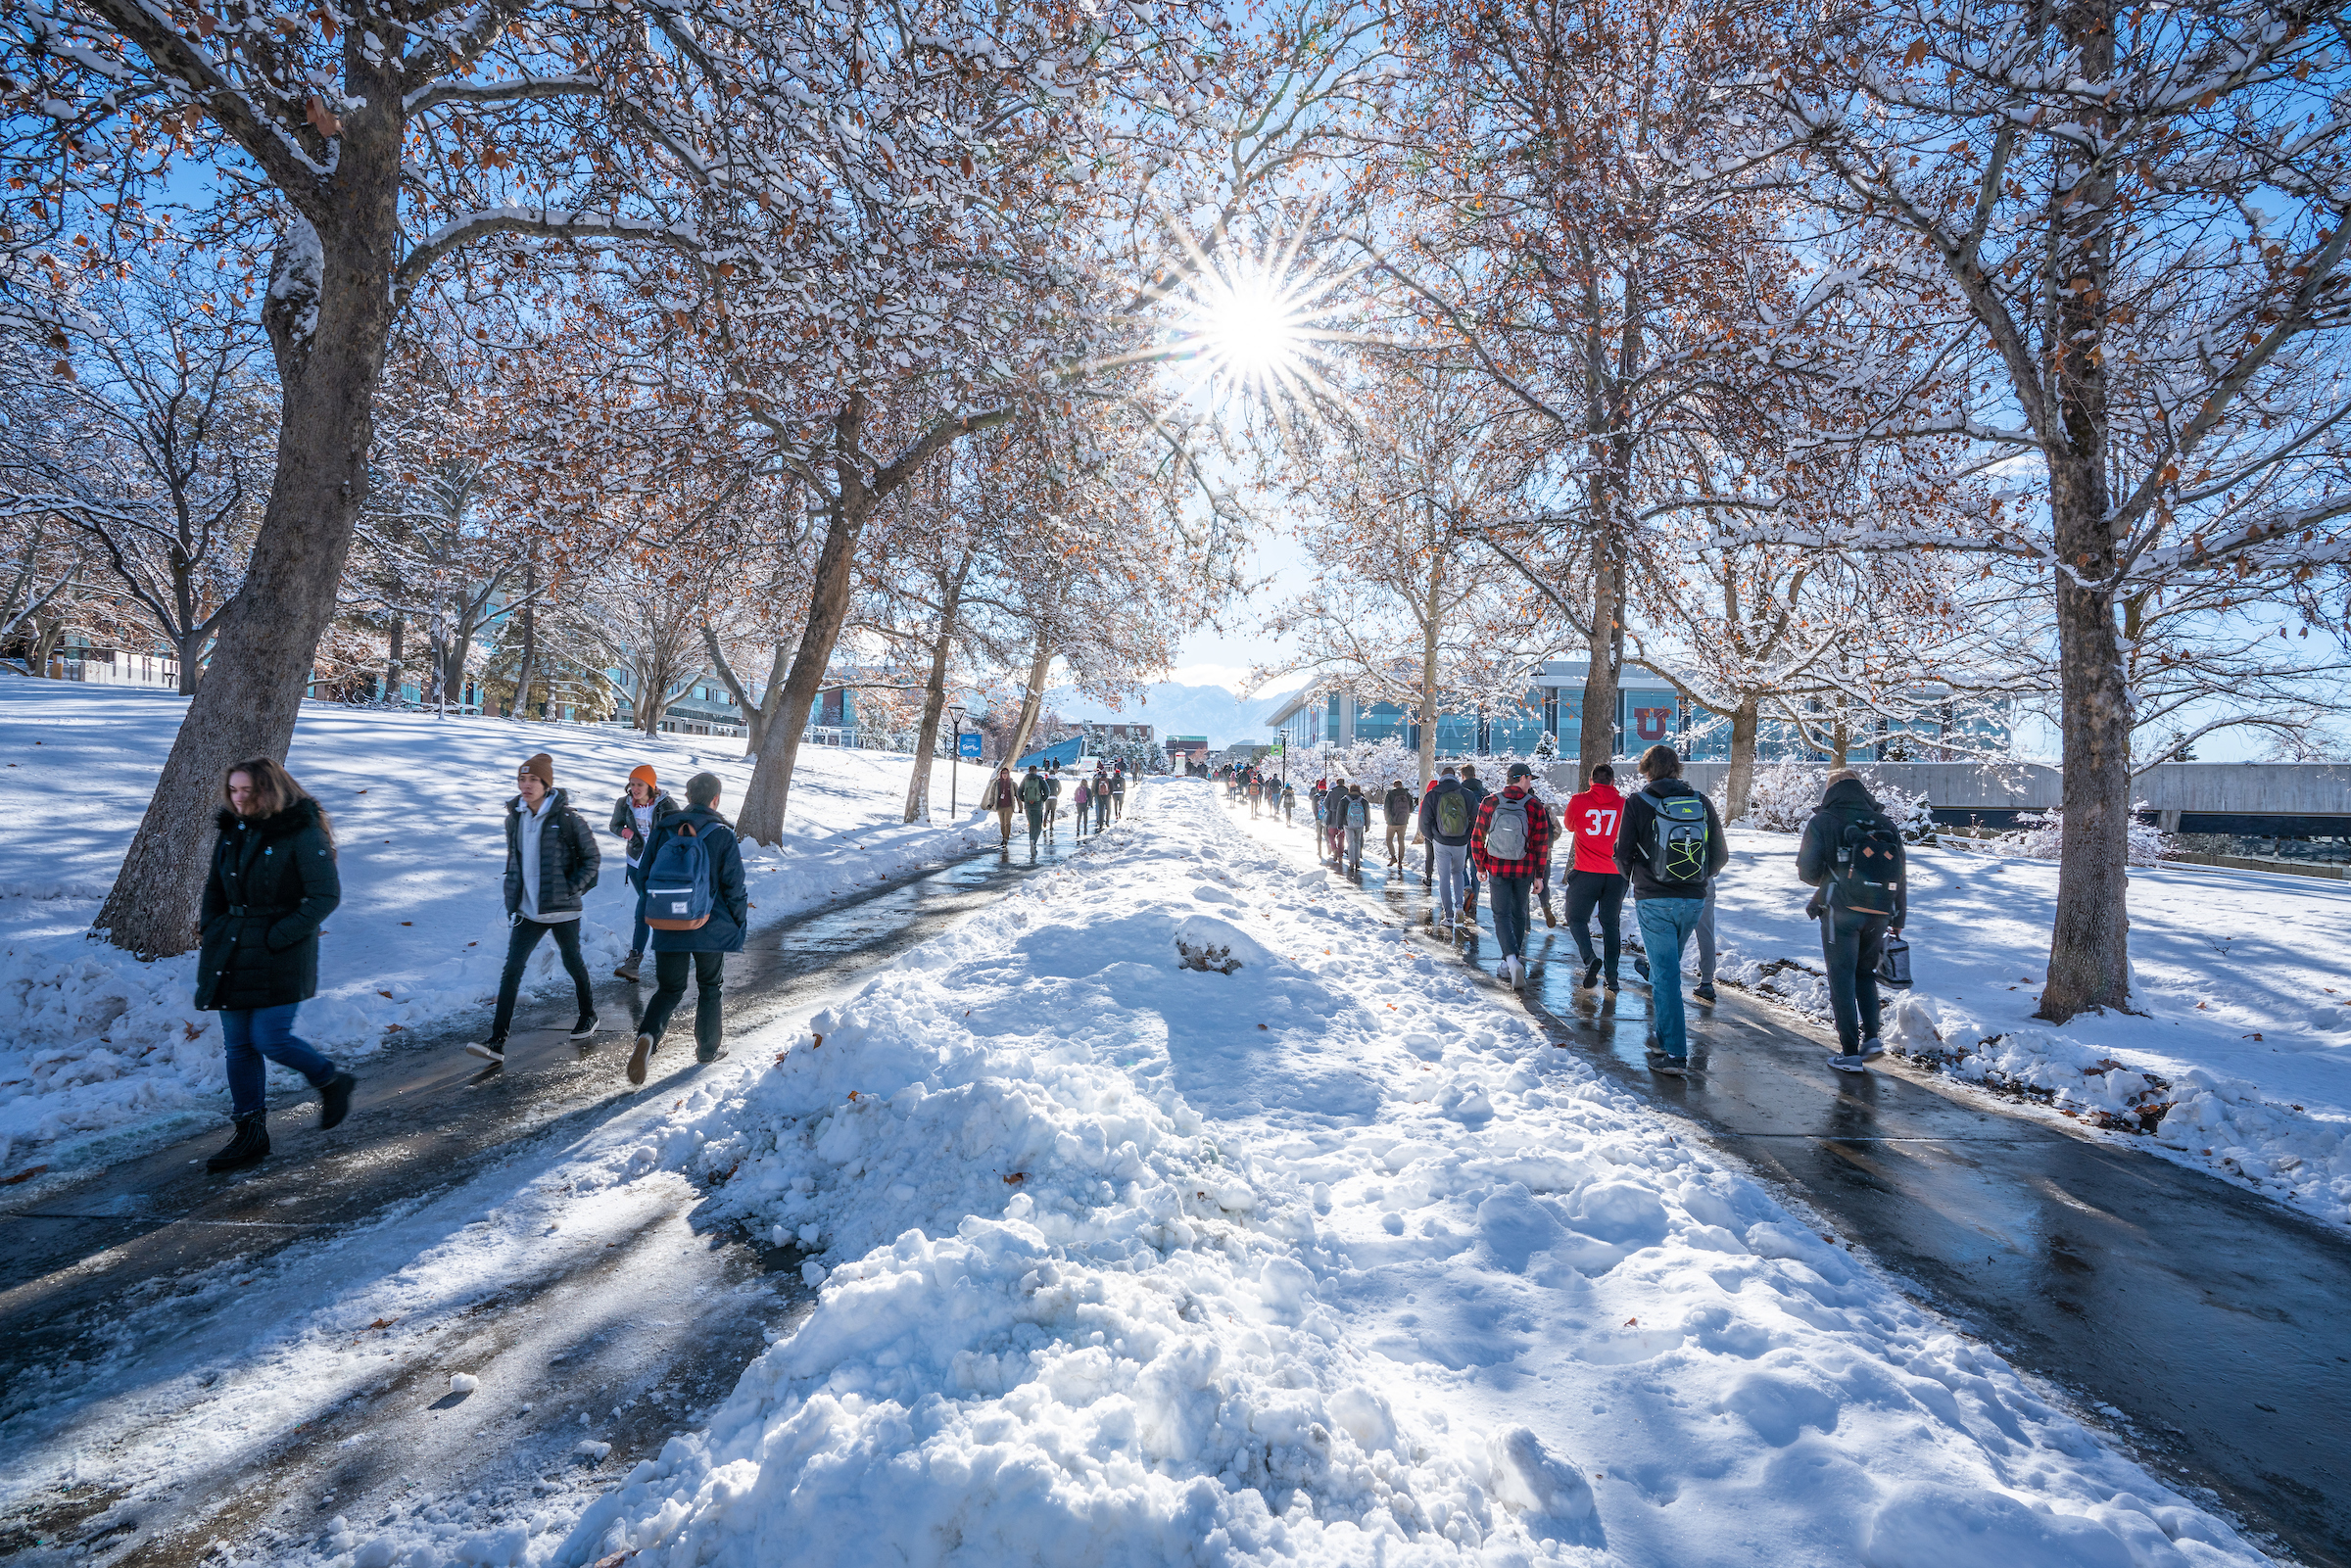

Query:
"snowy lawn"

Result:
[[0, 675, 993, 1175], [513, 778, 2267, 1568], [1703, 829, 2351, 1226]]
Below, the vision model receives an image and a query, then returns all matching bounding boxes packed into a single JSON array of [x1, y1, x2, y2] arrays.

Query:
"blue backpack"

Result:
[[643, 822, 714, 930]]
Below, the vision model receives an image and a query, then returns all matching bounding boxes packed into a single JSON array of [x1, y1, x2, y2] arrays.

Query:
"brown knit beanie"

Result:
[[522, 752, 554, 787]]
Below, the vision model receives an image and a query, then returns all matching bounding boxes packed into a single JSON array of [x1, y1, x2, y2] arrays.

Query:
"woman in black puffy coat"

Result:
[[193, 758, 357, 1172]]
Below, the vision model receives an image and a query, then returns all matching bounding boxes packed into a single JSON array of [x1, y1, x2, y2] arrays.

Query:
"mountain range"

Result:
[[1047, 680, 1307, 748]]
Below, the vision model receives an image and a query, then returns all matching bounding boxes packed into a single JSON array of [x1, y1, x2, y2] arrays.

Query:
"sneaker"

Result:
[[1634, 954, 1652, 981], [1542, 905, 1558, 929], [1693, 983, 1717, 1003], [569, 1013, 600, 1040], [1652, 1056, 1690, 1078], [614, 953, 643, 982], [1580, 960, 1602, 990], [1604, 973, 1620, 993], [1861, 1036, 1886, 1060], [205, 1113, 269, 1172], [1507, 957, 1526, 990], [1831, 1053, 1868, 1074], [627, 1032, 653, 1085], [465, 1037, 506, 1063], [695, 1046, 730, 1065], [317, 1071, 358, 1130]]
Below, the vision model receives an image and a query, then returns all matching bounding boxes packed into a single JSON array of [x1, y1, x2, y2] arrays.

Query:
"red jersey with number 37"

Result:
[[1566, 784, 1626, 875]]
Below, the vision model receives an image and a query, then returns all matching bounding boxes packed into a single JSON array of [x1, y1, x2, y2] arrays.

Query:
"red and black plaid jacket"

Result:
[[1471, 784, 1556, 879]]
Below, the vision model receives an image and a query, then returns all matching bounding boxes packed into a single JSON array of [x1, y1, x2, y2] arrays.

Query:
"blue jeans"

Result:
[[221, 1003, 335, 1119], [1636, 897, 1707, 1058], [1490, 875, 1535, 960]]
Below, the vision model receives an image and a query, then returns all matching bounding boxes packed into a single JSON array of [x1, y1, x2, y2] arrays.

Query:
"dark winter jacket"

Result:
[[1383, 785, 1415, 827], [503, 788, 600, 921], [1471, 784, 1558, 879], [1798, 778, 1908, 924], [1418, 778, 1475, 846], [195, 799, 341, 1012], [607, 789, 680, 876], [639, 805, 749, 953], [1614, 777, 1731, 900]]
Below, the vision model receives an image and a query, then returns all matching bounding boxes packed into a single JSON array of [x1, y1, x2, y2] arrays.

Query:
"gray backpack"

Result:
[[1484, 794, 1530, 860]]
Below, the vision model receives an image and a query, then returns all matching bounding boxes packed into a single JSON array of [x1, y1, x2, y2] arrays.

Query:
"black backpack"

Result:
[[1834, 811, 1903, 916]]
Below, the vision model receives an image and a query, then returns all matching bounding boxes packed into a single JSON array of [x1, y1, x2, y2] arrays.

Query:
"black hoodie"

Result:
[[1798, 778, 1907, 923]]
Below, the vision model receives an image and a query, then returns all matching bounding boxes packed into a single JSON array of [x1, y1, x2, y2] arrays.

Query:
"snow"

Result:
[[0, 676, 993, 1179], [506, 779, 2265, 1568], [1704, 827, 2351, 1225]]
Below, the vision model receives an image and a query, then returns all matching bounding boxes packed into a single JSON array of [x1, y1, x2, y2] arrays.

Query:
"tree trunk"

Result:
[[706, 628, 790, 757], [736, 494, 871, 844], [172, 624, 207, 696], [903, 565, 968, 823], [383, 615, 404, 703], [510, 563, 539, 720], [2039, 456, 2133, 1022], [1418, 553, 1441, 785], [1578, 531, 1621, 775], [31, 609, 69, 676], [1005, 629, 1054, 769], [1723, 697, 1761, 822], [95, 129, 400, 955]]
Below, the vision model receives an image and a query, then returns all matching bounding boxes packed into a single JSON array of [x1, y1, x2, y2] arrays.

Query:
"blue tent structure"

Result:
[[1016, 735, 1084, 769]]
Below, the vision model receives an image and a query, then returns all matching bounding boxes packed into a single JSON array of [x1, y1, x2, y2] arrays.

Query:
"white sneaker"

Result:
[[1861, 1037, 1886, 1060], [1831, 1054, 1868, 1074], [1507, 957, 1526, 989]]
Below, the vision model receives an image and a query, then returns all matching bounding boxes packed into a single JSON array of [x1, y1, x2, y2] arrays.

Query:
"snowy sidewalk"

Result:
[[541, 778, 2267, 1567]]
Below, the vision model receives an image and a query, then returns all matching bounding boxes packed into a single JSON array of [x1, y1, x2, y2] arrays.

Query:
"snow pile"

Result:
[[537, 780, 2263, 1568], [1709, 827, 2351, 1225], [0, 677, 991, 1174]]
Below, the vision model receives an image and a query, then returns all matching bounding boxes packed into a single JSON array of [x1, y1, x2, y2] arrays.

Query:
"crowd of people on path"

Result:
[[192, 751, 753, 1174], [982, 757, 1128, 857], [1245, 742, 1908, 1081]]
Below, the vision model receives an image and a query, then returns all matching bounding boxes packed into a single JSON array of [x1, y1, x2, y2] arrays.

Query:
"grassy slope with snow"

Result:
[[1704, 829, 2351, 1224], [0, 675, 992, 1170], [537, 780, 2262, 1568]]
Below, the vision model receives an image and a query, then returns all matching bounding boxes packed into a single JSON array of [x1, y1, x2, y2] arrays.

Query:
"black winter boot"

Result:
[[317, 1072, 358, 1130], [206, 1114, 269, 1172]]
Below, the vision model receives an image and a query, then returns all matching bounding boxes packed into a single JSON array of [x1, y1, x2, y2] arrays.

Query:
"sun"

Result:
[[1196, 271, 1307, 383]]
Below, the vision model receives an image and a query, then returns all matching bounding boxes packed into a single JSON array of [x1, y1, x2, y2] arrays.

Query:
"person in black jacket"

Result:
[[1797, 771, 1908, 1072], [194, 758, 358, 1172], [1458, 763, 1488, 917], [629, 772, 749, 1083], [1614, 744, 1730, 1074], [608, 765, 679, 981], [471, 752, 600, 1063]]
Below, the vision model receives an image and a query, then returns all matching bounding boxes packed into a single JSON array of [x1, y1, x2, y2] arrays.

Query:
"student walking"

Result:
[[1382, 780, 1414, 867], [1562, 763, 1629, 991], [628, 772, 748, 1084], [1073, 776, 1093, 838], [1043, 764, 1062, 842], [472, 753, 601, 1063], [1458, 763, 1488, 918], [1342, 783, 1369, 873], [1471, 762, 1556, 989], [1614, 745, 1728, 1075], [608, 765, 678, 982], [195, 759, 357, 1172], [1280, 781, 1296, 823], [1094, 768, 1113, 832], [1327, 784, 1351, 865], [1110, 768, 1128, 820], [1419, 765, 1475, 929], [1020, 765, 1047, 853], [1798, 771, 1907, 1073], [985, 764, 1018, 846]]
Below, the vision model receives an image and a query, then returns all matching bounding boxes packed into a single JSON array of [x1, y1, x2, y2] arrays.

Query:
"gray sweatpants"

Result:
[[1433, 843, 1468, 919]]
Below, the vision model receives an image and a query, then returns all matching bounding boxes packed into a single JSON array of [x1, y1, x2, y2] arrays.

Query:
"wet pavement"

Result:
[[1262, 803, 2351, 1568], [0, 823, 1085, 1568]]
